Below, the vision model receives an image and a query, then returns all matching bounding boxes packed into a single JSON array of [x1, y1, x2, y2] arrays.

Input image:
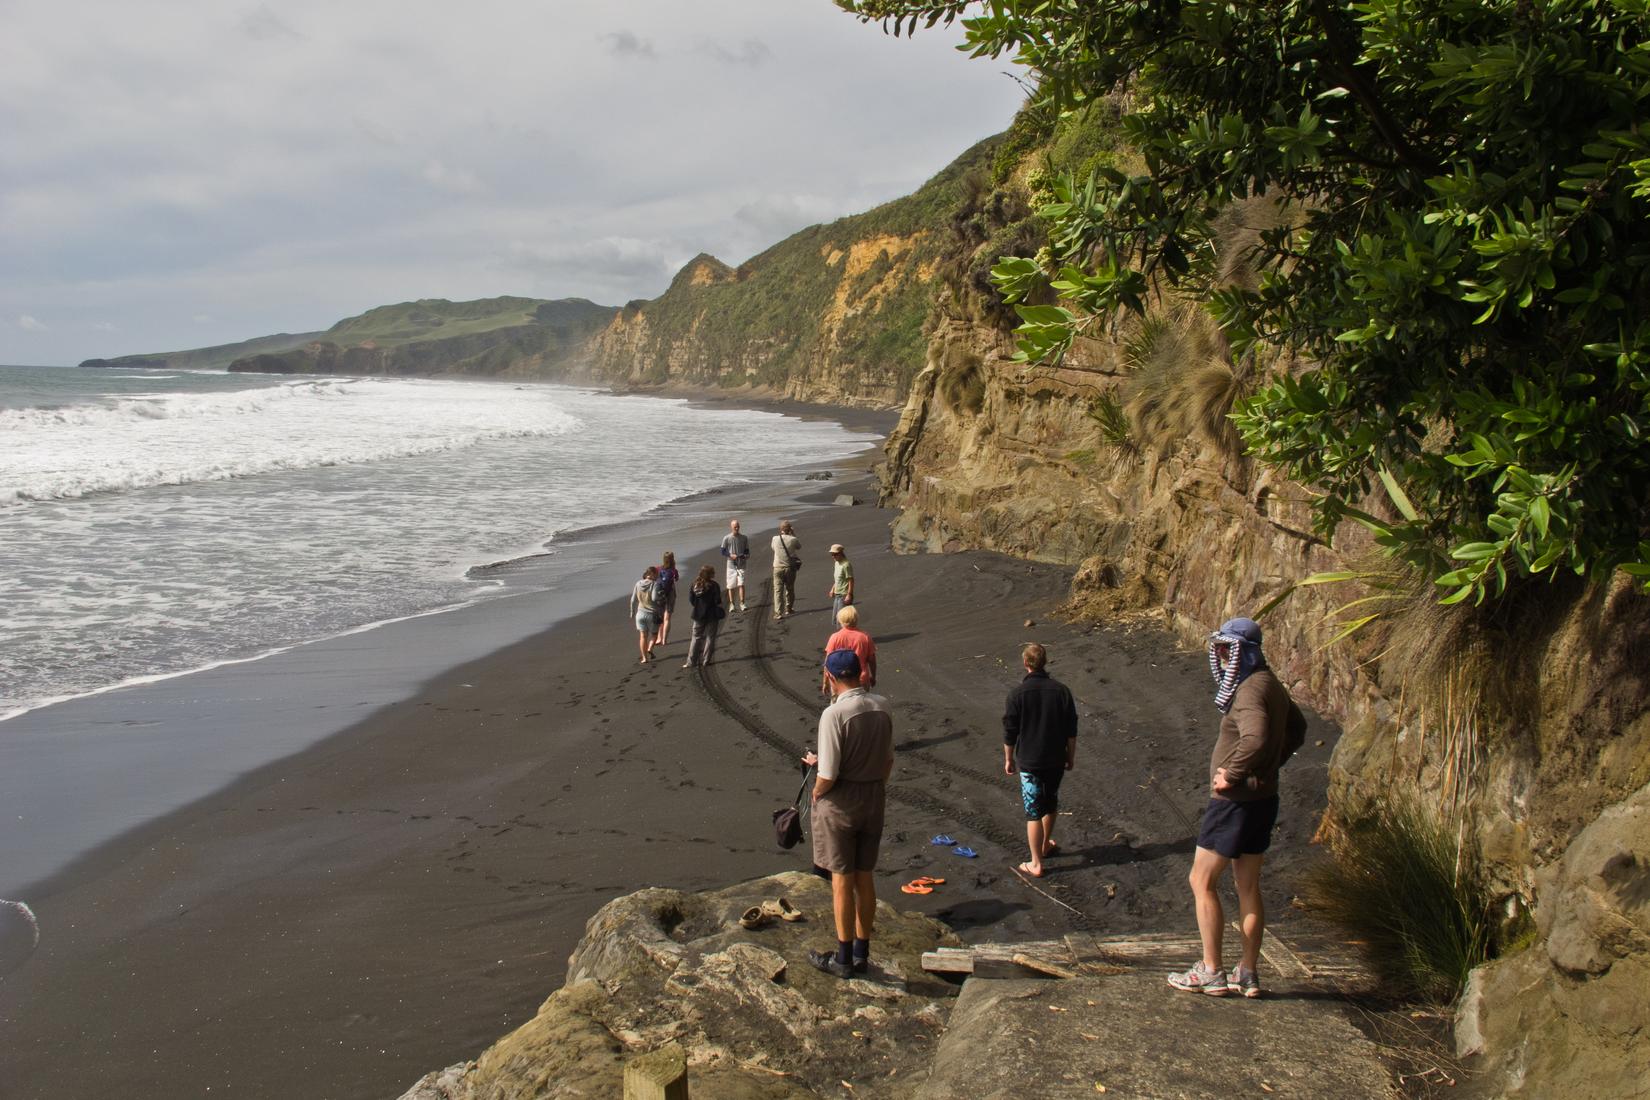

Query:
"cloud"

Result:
[[732, 193, 853, 241], [602, 30, 656, 59], [17, 314, 46, 331], [193, 314, 213, 325], [352, 117, 400, 148], [92, 321, 117, 332], [421, 159, 486, 195], [504, 236, 685, 283], [700, 38, 771, 67], [239, 5, 304, 42], [0, 1, 1026, 363]]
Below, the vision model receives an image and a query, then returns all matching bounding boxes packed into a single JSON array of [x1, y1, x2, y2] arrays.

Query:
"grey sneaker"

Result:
[[1167, 962, 1229, 996], [1229, 965, 1261, 998], [807, 949, 854, 979]]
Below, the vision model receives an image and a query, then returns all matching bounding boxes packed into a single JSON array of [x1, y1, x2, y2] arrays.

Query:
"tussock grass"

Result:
[[1119, 304, 1253, 458], [1308, 796, 1495, 1004], [1086, 392, 1133, 451]]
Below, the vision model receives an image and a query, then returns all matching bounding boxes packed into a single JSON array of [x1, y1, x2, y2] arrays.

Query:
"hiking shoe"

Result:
[[1167, 962, 1229, 996], [1229, 965, 1261, 998], [807, 949, 854, 979]]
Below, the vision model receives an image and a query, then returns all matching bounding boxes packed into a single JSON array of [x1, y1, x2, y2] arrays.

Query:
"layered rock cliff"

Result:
[[582, 138, 1003, 408], [878, 106, 1650, 1098]]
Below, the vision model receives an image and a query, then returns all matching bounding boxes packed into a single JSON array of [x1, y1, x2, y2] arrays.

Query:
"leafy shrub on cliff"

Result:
[[1307, 796, 1495, 1004], [841, 0, 1650, 607]]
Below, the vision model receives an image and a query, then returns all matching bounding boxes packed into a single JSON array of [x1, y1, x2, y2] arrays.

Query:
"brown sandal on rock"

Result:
[[739, 905, 769, 930], [759, 898, 805, 923]]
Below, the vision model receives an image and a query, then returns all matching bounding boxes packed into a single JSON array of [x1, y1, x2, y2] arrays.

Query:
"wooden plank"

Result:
[[1064, 932, 1103, 962], [1012, 953, 1077, 979], [922, 951, 975, 975]]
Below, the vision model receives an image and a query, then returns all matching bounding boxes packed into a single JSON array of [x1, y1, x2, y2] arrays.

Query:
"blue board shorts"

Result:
[[635, 611, 655, 633], [1019, 769, 1065, 820], [1196, 795, 1280, 858]]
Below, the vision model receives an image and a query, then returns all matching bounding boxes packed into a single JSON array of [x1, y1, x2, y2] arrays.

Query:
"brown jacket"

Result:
[[1208, 669, 1299, 802]]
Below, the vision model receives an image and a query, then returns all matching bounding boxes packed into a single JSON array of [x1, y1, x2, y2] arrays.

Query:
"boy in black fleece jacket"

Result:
[[1002, 643, 1078, 878]]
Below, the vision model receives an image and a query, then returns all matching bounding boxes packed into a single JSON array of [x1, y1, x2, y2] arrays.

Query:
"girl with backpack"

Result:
[[653, 551, 680, 647]]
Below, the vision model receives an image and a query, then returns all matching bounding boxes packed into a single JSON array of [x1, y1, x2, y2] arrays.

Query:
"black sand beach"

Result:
[[0, 466, 1338, 1099]]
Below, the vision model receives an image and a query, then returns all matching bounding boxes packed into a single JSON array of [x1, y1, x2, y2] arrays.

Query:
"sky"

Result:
[[0, 1, 1026, 365]]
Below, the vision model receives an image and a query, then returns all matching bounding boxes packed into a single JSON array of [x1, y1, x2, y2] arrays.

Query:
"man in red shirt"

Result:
[[820, 605, 877, 694]]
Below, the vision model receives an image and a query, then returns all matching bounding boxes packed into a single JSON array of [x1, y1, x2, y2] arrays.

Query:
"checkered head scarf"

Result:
[[1208, 617, 1266, 713]]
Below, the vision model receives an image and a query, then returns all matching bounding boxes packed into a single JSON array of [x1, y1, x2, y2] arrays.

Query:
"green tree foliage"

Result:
[[839, 0, 1650, 603]]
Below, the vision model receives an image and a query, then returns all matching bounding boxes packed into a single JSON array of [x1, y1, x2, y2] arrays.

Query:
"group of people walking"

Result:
[[627, 521, 1306, 1001], [627, 517, 859, 670]]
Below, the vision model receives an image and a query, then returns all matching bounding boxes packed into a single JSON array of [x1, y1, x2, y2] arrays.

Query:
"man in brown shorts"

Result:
[[807, 648, 894, 978]]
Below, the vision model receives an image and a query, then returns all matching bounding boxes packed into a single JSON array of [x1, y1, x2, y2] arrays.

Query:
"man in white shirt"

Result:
[[720, 519, 750, 612]]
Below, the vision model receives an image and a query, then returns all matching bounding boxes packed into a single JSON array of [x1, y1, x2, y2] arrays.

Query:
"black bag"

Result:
[[772, 773, 811, 849], [1279, 699, 1308, 767], [780, 534, 802, 574]]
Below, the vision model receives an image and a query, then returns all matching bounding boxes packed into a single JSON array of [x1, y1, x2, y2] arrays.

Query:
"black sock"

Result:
[[852, 937, 869, 961], [835, 940, 853, 966]]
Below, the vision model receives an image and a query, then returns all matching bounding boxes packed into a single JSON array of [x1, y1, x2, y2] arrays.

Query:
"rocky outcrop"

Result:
[[1455, 782, 1650, 1099], [881, 292, 1650, 1096], [917, 971, 1391, 1099], [397, 872, 958, 1099], [581, 139, 1001, 409]]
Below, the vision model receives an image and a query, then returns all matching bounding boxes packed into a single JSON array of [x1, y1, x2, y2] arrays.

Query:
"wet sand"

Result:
[[0, 473, 1338, 1100]]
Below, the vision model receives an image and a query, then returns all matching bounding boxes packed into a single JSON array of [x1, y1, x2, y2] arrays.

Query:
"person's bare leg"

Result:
[[1232, 853, 1265, 971], [852, 870, 876, 940], [1022, 818, 1046, 876], [655, 610, 670, 646], [1041, 812, 1059, 857], [637, 629, 649, 664], [1188, 846, 1231, 971], [832, 873, 855, 944]]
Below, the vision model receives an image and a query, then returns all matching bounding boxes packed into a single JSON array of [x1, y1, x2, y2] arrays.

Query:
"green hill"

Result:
[[79, 330, 325, 371], [229, 297, 617, 378], [587, 136, 1004, 408]]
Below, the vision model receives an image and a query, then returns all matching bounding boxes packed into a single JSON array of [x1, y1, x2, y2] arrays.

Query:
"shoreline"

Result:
[[0, 395, 895, 898], [0, 397, 1341, 1099]]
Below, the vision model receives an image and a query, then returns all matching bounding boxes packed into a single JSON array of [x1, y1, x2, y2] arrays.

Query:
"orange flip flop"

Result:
[[911, 876, 946, 887], [900, 881, 933, 895]]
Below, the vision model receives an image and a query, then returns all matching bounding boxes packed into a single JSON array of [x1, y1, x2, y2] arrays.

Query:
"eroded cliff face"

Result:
[[585, 234, 937, 408], [882, 305, 1650, 1098], [580, 140, 1000, 409]]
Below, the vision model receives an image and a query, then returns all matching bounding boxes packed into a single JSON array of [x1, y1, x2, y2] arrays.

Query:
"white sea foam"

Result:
[[0, 374, 880, 720], [0, 377, 581, 505]]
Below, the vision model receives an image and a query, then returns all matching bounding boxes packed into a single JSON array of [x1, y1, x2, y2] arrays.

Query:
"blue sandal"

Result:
[[930, 834, 955, 846], [951, 846, 978, 858]]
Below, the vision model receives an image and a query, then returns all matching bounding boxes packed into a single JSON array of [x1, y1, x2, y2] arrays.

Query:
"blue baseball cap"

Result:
[[1219, 617, 1262, 644], [823, 649, 861, 679]]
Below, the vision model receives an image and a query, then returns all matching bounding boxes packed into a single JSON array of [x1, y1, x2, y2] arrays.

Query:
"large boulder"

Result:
[[1456, 781, 1650, 1099], [397, 872, 959, 1099]]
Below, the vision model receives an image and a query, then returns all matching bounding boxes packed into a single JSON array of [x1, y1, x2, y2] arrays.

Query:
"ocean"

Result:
[[0, 364, 879, 723]]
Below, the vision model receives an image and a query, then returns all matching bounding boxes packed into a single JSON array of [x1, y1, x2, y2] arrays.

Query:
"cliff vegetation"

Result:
[[78, 329, 324, 371], [585, 138, 1003, 408], [841, 3, 1650, 1096], [229, 297, 617, 378]]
